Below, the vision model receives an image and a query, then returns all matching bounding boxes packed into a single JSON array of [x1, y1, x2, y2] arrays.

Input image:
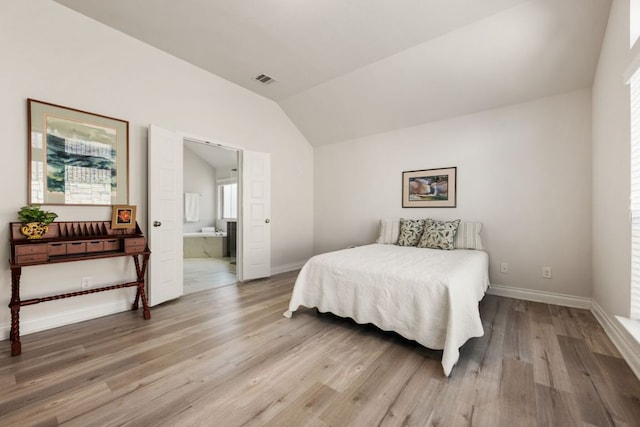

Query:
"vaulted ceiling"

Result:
[[55, 0, 611, 146]]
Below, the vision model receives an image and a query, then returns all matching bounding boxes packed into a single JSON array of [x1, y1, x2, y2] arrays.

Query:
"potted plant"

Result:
[[18, 205, 58, 239]]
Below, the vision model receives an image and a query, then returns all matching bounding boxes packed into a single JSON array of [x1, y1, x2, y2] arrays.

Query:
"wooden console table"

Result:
[[8, 221, 151, 356]]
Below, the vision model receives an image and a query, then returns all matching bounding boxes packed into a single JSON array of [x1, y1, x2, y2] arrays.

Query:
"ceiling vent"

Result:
[[254, 74, 277, 85]]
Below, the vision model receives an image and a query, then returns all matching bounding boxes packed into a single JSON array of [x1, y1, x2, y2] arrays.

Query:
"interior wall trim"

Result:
[[0, 300, 131, 341], [271, 260, 307, 275], [487, 283, 592, 309]]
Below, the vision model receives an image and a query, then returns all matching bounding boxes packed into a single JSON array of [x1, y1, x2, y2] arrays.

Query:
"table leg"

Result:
[[132, 254, 151, 320], [132, 255, 142, 310], [9, 267, 22, 356], [138, 283, 151, 320], [132, 286, 141, 310]]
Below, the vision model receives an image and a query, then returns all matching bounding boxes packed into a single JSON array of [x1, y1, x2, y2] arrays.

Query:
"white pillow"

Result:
[[376, 219, 400, 244], [454, 221, 483, 250]]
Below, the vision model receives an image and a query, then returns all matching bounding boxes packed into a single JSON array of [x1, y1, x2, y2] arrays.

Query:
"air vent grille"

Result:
[[254, 74, 277, 85]]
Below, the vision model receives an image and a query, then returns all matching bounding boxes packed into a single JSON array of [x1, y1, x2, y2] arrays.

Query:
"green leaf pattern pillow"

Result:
[[418, 219, 461, 250], [396, 219, 425, 246]]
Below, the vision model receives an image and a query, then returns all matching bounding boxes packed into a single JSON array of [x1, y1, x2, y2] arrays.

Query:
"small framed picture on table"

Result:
[[111, 205, 137, 229]]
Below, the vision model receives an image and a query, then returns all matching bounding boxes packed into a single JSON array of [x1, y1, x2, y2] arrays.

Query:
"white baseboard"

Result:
[[271, 260, 306, 275], [591, 301, 640, 381], [487, 284, 592, 309], [0, 300, 131, 341]]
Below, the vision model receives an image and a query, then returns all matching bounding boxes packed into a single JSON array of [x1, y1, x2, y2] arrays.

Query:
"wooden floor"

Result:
[[1, 271, 639, 427], [183, 257, 237, 295]]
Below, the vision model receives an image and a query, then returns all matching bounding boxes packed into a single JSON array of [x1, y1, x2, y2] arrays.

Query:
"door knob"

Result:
[[153, 221, 162, 227], [265, 219, 270, 224]]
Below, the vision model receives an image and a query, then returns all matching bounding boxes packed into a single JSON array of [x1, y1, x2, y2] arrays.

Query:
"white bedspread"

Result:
[[284, 244, 490, 376]]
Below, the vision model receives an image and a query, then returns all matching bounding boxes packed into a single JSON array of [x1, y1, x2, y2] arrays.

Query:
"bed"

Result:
[[283, 243, 490, 376]]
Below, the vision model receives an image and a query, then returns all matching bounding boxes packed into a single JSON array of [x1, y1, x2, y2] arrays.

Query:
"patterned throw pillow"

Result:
[[417, 219, 461, 250], [396, 218, 425, 246]]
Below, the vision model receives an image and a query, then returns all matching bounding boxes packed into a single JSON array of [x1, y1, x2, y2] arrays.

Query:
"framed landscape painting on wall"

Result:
[[402, 167, 457, 208], [28, 99, 129, 206]]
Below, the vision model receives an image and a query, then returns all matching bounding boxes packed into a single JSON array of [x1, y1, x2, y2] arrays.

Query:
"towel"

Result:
[[185, 193, 200, 222]]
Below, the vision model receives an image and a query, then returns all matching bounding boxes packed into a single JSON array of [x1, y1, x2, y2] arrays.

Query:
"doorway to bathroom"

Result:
[[148, 124, 272, 306], [182, 139, 238, 294]]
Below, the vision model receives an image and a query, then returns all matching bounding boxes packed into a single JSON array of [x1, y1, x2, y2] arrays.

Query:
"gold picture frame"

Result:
[[111, 205, 137, 229], [28, 99, 129, 206]]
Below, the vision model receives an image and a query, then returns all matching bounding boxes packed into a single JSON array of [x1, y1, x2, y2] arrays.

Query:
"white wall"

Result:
[[183, 147, 216, 233], [315, 89, 592, 298], [592, 0, 632, 317], [0, 1, 313, 338]]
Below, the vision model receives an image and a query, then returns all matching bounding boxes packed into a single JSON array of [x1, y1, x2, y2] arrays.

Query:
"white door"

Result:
[[148, 124, 183, 306], [240, 150, 271, 281]]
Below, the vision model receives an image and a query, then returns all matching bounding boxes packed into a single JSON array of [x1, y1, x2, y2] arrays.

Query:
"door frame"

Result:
[[180, 131, 245, 282]]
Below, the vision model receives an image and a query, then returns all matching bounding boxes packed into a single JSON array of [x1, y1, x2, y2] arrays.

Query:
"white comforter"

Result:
[[284, 244, 490, 376]]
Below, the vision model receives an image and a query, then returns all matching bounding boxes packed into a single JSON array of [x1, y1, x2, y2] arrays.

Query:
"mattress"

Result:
[[284, 243, 490, 376]]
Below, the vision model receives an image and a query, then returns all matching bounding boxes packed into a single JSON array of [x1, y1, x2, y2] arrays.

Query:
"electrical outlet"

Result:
[[500, 262, 509, 274], [542, 267, 552, 279], [81, 276, 92, 290]]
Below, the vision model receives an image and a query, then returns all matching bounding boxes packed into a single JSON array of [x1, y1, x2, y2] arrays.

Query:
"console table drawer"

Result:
[[15, 253, 48, 264], [124, 237, 146, 253], [15, 244, 47, 256], [86, 241, 104, 253], [66, 242, 87, 254], [47, 243, 67, 256], [103, 239, 120, 251]]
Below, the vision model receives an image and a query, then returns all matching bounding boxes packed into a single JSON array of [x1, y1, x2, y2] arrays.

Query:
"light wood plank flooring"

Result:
[[183, 257, 237, 295], [1, 271, 639, 426]]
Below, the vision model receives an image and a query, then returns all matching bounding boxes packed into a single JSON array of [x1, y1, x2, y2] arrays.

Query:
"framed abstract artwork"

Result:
[[28, 99, 129, 206], [402, 167, 457, 208]]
